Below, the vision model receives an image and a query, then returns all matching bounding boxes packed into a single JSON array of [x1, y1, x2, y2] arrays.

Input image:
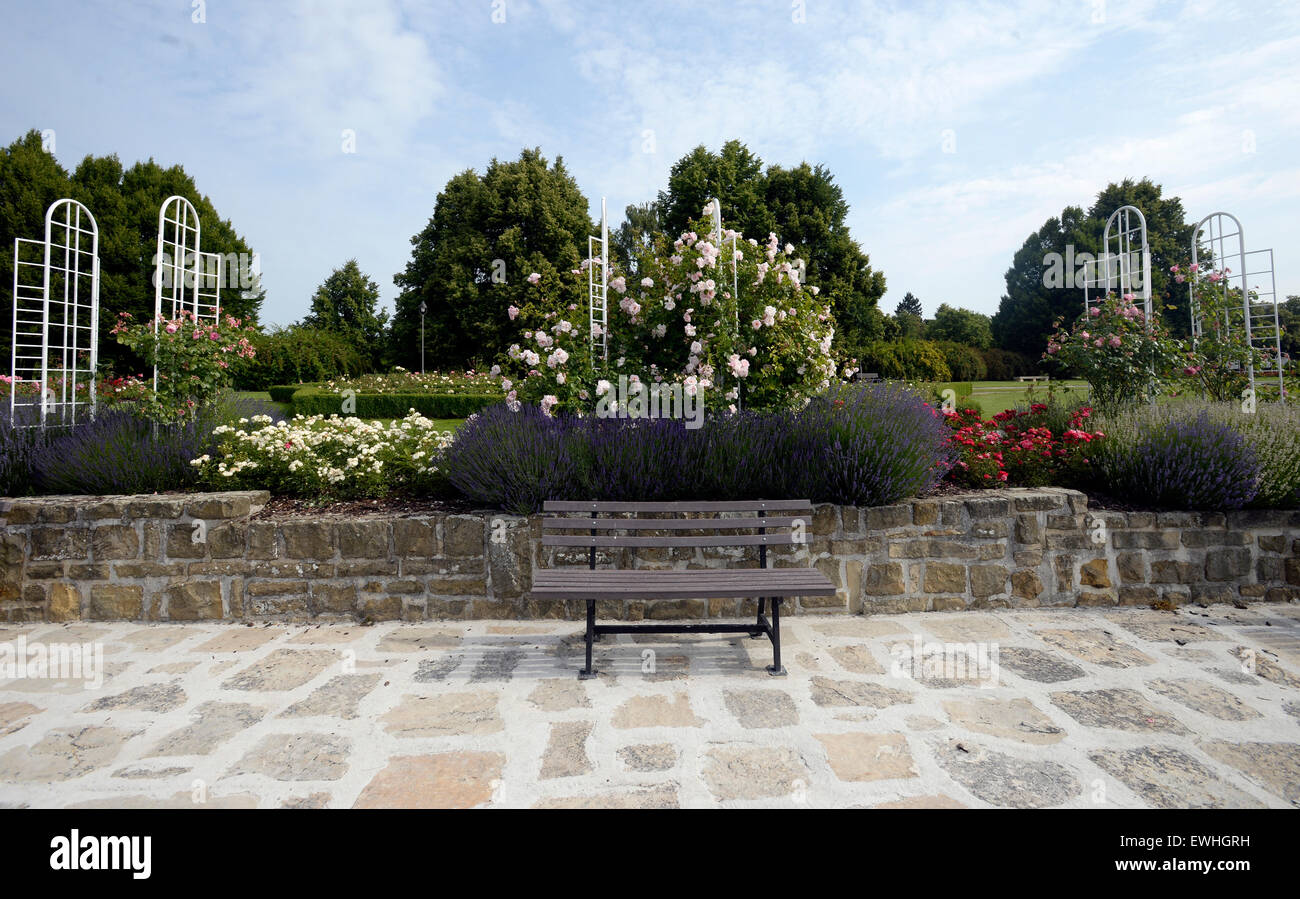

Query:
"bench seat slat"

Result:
[[543, 500, 812, 513], [531, 568, 835, 600], [542, 533, 802, 548], [543, 516, 806, 531]]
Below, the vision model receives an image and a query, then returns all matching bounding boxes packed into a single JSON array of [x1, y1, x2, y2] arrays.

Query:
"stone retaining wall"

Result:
[[2, 489, 1297, 622]]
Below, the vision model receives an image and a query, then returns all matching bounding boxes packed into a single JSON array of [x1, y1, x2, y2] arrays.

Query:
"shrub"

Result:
[[0, 406, 57, 496], [110, 310, 257, 422], [934, 341, 988, 381], [25, 394, 285, 496], [193, 410, 455, 500], [1090, 408, 1258, 510], [856, 340, 952, 381], [945, 402, 1104, 488], [268, 385, 302, 404], [290, 389, 497, 419], [981, 348, 1037, 381], [230, 325, 367, 391], [444, 404, 584, 514], [443, 383, 952, 512]]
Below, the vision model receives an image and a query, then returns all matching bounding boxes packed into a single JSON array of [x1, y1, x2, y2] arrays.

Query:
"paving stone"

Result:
[[922, 617, 1012, 642], [703, 745, 808, 801], [809, 677, 913, 709], [828, 644, 884, 674], [723, 689, 799, 728], [354, 752, 504, 809], [0, 726, 137, 782], [539, 721, 593, 779], [81, 682, 186, 714], [149, 662, 200, 675], [375, 627, 461, 652], [281, 793, 332, 809], [470, 648, 523, 682], [221, 649, 337, 691], [1108, 612, 1219, 643], [996, 647, 1086, 683], [120, 628, 199, 651], [872, 794, 967, 808], [0, 701, 42, 736], [1200, 741, 1300, 803], [936, 741, 1081, 808], [113, 765, 192, 779], [817, 733, 917, 782], [905, 714, 944, 731], [943, 697, 1065, 744], [810, 619, 908, 638], [1089, 745, 1265, 809], [70, 791, 261, 809], [1229, 646, 1300, 689], [527, 678, 590, 711], [1146, 678, 1261, 721], [611, 692, 703, 728], [1036, 628, 1155, 668], [380, 692, 503, 737], [279, 674, 380, 719], [1051, 688, 1189, 734], [191, 629, 280, 654], [413, 655, 461, 682], [146, 701, 267, 757], [288, 628, 365, 645], [642, 652, 689, 681], [229, 732, 351, 781], [618, 743, 677, 772], [533, 785, 679, 809]]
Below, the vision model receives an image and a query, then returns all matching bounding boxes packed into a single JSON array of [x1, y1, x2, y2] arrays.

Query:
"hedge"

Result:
[[290, 388, 499, 419], [268, 385, 305, 404]]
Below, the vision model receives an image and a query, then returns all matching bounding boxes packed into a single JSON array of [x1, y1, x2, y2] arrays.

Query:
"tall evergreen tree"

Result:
[[391, 148, 593, 369], [303, 260, 388, 370]]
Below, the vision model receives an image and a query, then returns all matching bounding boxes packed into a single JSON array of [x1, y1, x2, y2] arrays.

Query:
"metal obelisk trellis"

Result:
[[1188, 212, 1285, 402], [9, 198, 101, 427], [1084, 204, 1152, 324], [154, 195, 222, 394], [587, 197, 608, 364]]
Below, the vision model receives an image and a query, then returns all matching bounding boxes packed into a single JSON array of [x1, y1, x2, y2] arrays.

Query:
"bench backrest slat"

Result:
[[543, 500, 812, 513], [542, 516, 806, 531], [542, 533, 803, 548]]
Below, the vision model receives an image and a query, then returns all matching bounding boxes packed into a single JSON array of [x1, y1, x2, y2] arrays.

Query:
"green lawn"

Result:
[[957, 379, 1090, 415]]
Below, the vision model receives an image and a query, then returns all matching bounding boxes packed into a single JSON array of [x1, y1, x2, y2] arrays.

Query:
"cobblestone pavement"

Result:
[[1, 604, 1298, 808]]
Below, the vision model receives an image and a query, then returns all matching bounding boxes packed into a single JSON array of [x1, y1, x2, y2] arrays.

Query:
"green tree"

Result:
[[391, 148, 593, 369], [0, 130, 263, 372], [895, 292, 923, 318], [650, 140, 886, 355], [610, 201, 659, 273], [992, 178, 1194, 357], [303, 260, 388, 369], [928, 303, 993, 348]]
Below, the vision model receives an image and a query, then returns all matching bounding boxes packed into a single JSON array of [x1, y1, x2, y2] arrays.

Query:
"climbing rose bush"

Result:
[[1043, 291, 1182, 412], [1176, 264, 1262, 402], [191, 410, 455, 499], [495, 203, 844, 414], [111, 310, 256, 422]]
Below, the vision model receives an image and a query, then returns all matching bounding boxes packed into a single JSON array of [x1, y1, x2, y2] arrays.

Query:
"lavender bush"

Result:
[[26, 393, 285, 497], [444, 384, 953, 512], [1093, 410, 1258, 510], [0, 406, 57, 496]]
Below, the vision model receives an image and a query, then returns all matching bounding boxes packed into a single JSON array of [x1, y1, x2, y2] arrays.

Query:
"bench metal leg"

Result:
[[579, 600, 597, 679], [751, 597, 766, 638], [767, 597, 787, 676]]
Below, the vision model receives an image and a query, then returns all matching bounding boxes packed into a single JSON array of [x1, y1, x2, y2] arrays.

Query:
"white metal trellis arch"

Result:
[[154, 195, 222, 393], [1084, 204, 1152, 323], [587, 196, 608, 364], [9, 198, 101, 427], [1189, 212, 1285, 402]]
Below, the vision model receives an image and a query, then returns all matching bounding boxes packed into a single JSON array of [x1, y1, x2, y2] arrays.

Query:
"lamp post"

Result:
[[418, 300, 427, 374]]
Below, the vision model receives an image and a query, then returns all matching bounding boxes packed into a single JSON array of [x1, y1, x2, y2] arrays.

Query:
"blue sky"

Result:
[[3, 0, 1297, 327]]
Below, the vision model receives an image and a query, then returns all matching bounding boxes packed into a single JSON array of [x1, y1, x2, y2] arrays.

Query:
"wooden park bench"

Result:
[[532, 500, 835, 678]]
